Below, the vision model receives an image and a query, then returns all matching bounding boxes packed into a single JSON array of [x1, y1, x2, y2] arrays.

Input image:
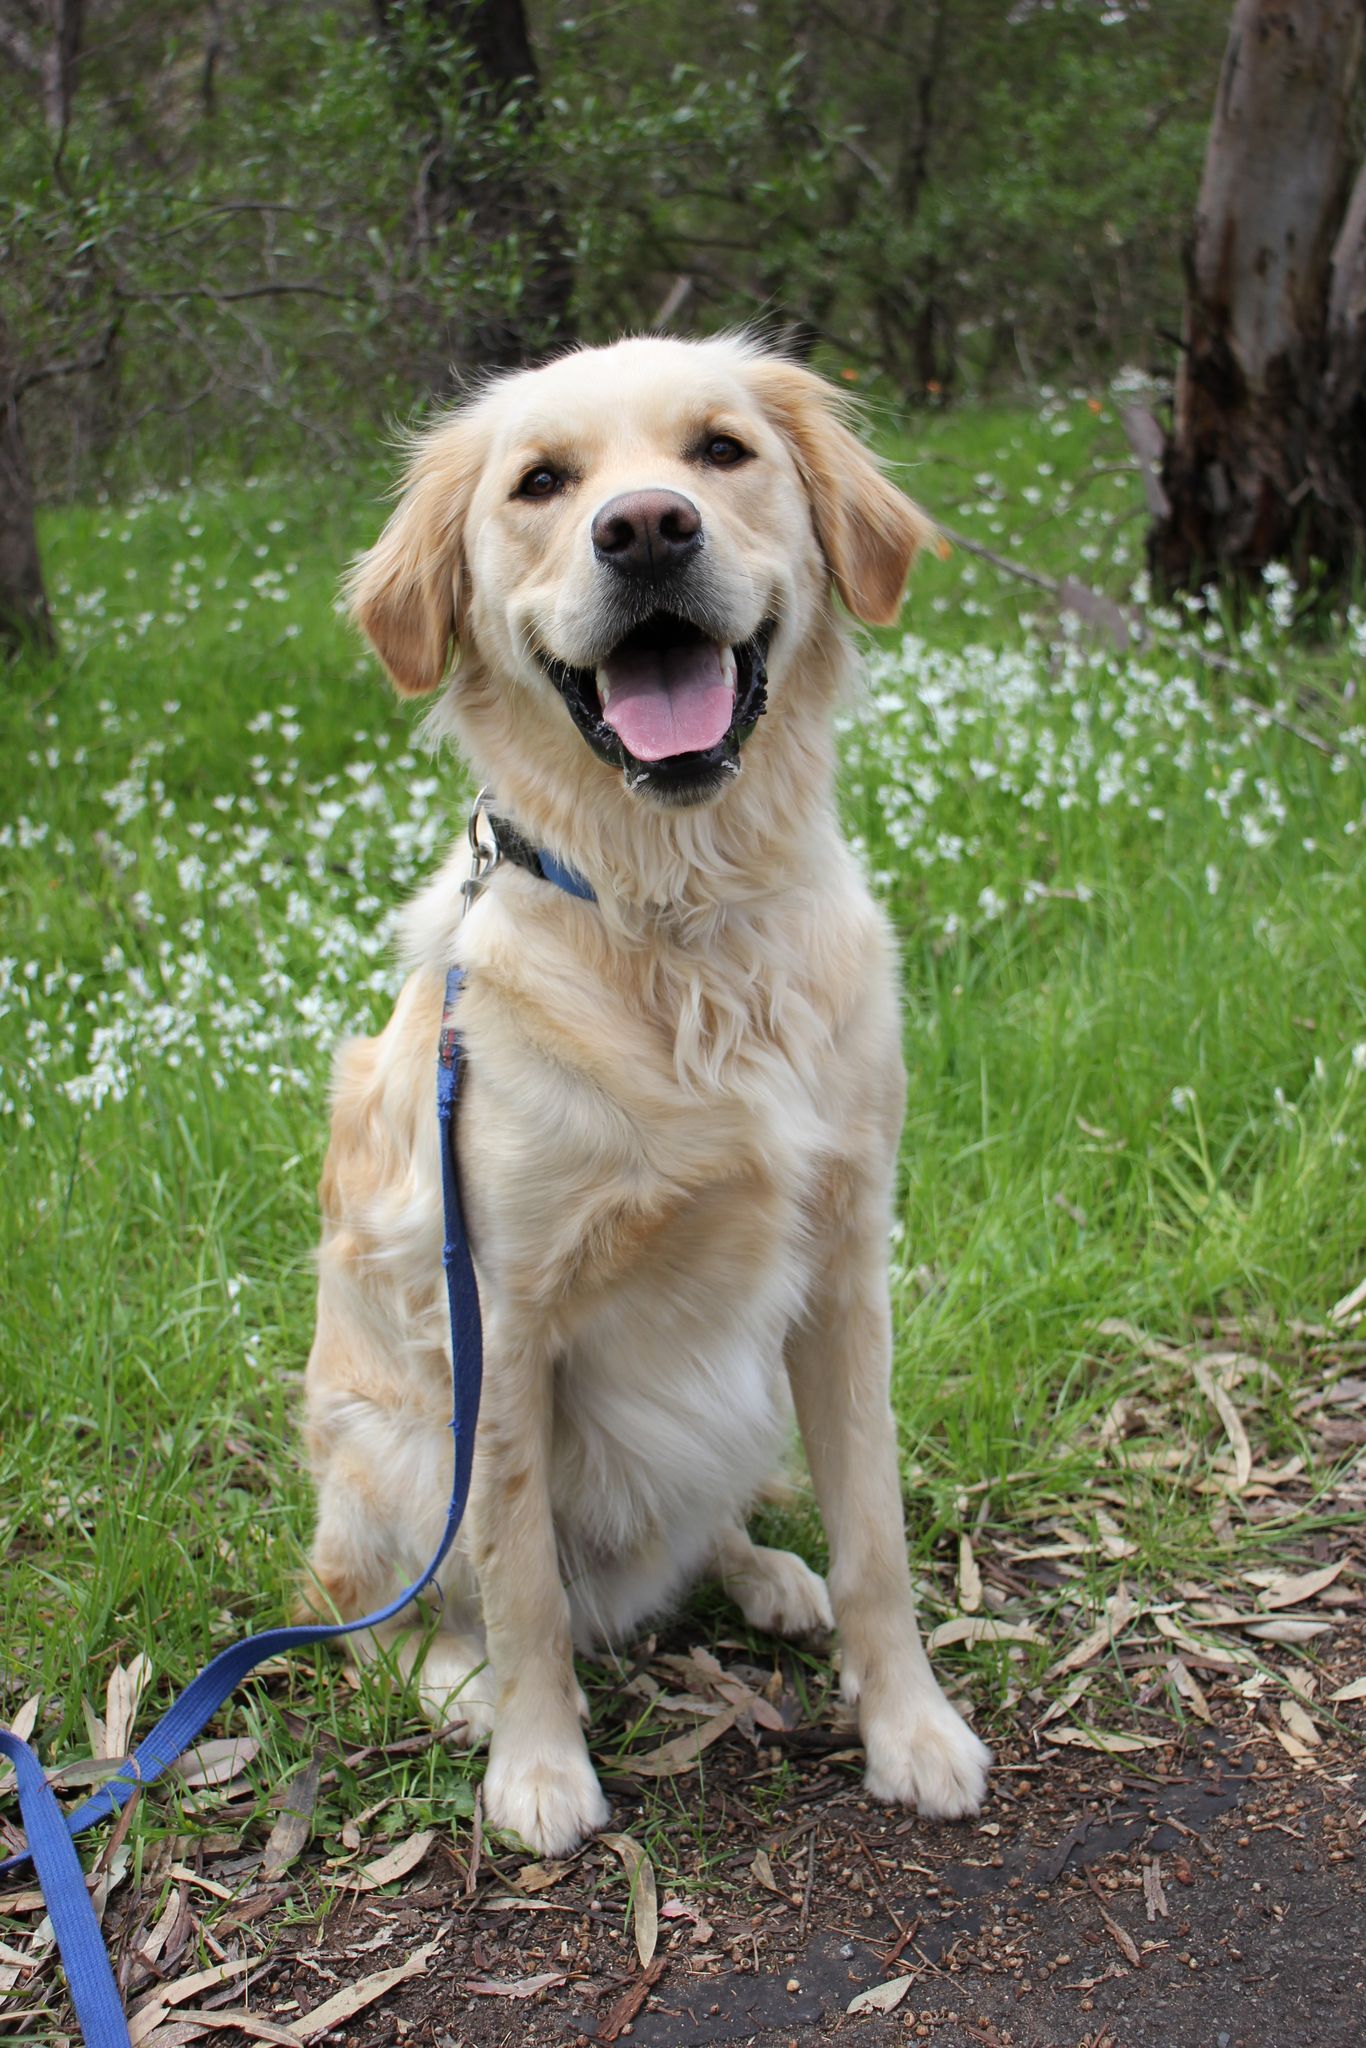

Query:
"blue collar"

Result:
[[533, 844, 597, 901], [482, 807, 597, 903]]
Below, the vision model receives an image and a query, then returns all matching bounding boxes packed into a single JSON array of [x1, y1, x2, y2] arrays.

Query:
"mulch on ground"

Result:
[[4, 1610, 1362, 2048], [4, 1307, 1364, 2045]]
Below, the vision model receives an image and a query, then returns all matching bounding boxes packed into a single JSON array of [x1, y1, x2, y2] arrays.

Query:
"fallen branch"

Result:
[[935, 524, 1341, 759], [937, 522, 1055, 592]]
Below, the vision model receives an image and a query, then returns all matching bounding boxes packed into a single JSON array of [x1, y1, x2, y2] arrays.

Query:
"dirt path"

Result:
[[5, 1618, 1361, 2045], [235, 1629, 1363, 2048]]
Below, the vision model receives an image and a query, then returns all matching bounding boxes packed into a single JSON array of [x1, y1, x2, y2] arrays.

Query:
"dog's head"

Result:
[[348, 337, 932, 810]]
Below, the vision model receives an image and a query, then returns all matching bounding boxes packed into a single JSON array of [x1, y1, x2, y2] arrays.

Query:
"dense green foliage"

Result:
[[3, 1, 1230, 496]]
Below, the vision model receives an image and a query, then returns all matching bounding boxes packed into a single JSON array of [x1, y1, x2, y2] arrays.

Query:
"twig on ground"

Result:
[[798, 1829, 816, 1945], [935, 525, 1341, 759]]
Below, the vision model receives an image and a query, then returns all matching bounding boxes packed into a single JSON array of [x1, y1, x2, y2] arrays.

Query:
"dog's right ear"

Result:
[[345, 415, 485, 696]]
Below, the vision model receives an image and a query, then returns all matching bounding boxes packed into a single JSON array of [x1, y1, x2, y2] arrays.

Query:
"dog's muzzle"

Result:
[[537, 610, 773, 807]]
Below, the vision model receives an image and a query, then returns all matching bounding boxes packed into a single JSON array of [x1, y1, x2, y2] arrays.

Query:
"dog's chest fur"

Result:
[[450, 871, 881, 1639]]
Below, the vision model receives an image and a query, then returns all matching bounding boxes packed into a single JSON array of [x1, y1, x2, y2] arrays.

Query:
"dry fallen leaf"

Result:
[[260, 1753, 322, 1879], [1242, 1618, 1334, 1645], [514, 1859, 576, 1893], [0, 1695, 41, 1797], [172, 1737, 260, 1789], [601, 1832, 659, 1967], [750, 1848, 791, 1900], [1142, 1858, 1169, 1922], [140, 2027, 232, 2048], [1033, 1671, 1092, 1731], [958, 1534, 983, 1614], [712, 1676, 787, 1732], [1327, 1675, 1366, 1703], [329, 1828, 434, 1893], [294, 1939, 441, 2038], [1165, 1655, 1212, 1724], [138, 1881, 189, 1971], [1049, 1725, 1166, 1755], [1152, 1613, 1246, 1667], [1190, 1357, 1252, 1490], [1094, 1510, 1137, 1561], [44, 1755, 137, 1789], [612, 1706, 738, 1778], [848, 1976, 915, 2015], [129, 1959, 255, 2045], [164, 1862, 235, 1901], [1091, 1894, 1141, 1966], [465, 1971, 568, 1999], [1247, 1561, 1345, 1610], [926, 1616, 1045, 1651], [1278, 1699, 1322, 1748], [0, 1892, 56, 1917], [1042, 1587, 1138, 1683], [104, 1655, 152, 1762], [341, 1792, 394, 1851], [82, 1694, 107, 1762], [1330, 1273, 1366, 1325], [1095, 1318, 1185, 1365], [153, 2012, 303, 2044], [1272, 1725, 1317, 1767]]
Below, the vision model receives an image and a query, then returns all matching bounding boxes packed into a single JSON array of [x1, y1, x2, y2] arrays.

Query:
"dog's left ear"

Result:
[[344, 412, 486, 696], [747, 358, 936, 627]]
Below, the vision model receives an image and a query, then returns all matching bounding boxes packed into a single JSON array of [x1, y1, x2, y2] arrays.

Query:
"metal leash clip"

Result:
[[461, 787, 502, 918]]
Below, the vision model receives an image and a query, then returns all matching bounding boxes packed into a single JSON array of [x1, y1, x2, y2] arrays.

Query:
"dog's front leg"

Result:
[[468, 1317, 609, 1857], [787, 1212, 991, 1820]]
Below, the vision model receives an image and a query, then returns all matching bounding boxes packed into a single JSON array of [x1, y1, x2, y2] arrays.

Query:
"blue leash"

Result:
[[3, 823, 596, 2044], [0, 964, 483, 2046]]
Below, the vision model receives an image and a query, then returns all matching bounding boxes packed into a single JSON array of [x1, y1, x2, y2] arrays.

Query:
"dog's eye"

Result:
[[517, 466, 562, 500], [703, 435, 749, 468]]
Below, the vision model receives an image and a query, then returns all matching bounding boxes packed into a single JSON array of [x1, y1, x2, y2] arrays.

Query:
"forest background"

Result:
[[4, 0, 1229, 507]]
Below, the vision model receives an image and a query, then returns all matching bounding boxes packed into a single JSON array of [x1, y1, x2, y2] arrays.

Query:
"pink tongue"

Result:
[[599, 639, 734, 762]]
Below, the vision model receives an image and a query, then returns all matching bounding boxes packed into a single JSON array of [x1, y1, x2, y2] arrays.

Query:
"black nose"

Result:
[[591, 489, 703, 578]]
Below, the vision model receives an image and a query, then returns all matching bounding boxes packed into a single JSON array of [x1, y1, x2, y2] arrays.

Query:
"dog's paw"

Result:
[[727, 1546, 834, 1639], [483, 1731, 610, 1857], [862, 1690, 991, 1821], [415, 1635, 498, 1747]]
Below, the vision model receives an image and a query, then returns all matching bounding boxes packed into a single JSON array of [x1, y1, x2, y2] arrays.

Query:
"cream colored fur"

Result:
[[302, 335, 991, 1855]]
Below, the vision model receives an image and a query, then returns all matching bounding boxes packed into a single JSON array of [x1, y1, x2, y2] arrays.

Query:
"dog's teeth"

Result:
[[721, 646, 737, 687], [595, 668, 612, 709]]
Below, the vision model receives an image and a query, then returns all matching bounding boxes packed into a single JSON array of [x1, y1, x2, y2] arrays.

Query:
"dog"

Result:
[[300, 334, 991, 1856]]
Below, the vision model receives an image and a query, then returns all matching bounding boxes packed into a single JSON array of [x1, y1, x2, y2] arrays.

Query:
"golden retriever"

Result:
[[301, 335, 991, 1855]]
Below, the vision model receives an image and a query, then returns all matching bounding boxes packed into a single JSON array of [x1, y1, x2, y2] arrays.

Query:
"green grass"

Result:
[[2, 393, 1364, 1894]]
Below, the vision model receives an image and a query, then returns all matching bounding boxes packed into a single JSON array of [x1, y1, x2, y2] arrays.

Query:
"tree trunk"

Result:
[[1150, 0, 1366, 596], [869, 0, 954, 398], [0, 313, 56, 661], [376, 0, 573, 373], [1321, 157, 1366, 520], [0, 0, 83, 143]]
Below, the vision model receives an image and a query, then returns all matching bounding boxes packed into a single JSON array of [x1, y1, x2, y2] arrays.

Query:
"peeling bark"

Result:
[[1322, 157, 1366, 514], [1151, 0, 1366, 595]]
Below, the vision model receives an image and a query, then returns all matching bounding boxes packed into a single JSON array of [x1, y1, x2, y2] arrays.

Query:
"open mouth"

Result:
[[538, 612, 772, 804]]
